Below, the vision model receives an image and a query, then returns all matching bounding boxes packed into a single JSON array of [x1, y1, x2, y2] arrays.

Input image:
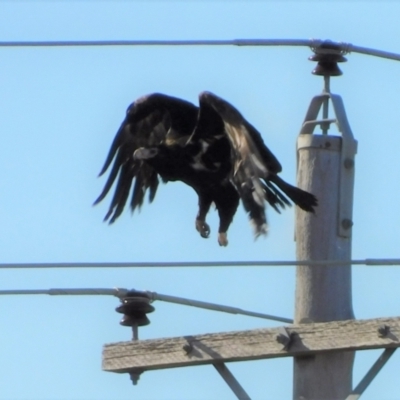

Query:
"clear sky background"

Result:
[[1, 1, 400, 399]]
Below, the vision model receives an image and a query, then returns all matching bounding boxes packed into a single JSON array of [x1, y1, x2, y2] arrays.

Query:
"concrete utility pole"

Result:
[[294, 46, 357, 399]]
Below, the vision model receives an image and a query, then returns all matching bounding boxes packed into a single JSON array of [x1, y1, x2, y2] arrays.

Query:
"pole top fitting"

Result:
[[309, 40, 348, 76], [116, 290, 155, 329]]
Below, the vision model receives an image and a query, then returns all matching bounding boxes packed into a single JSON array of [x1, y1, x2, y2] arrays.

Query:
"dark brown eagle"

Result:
[[94, 91, 317, 246]]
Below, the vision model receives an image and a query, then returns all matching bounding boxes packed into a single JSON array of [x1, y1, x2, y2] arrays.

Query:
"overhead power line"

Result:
[[0, 288, 126, 296], [0, 39, 311, 47], [1, 38, 400, 62], [0, 287, 292, 323], [1, 258, 400, 269]]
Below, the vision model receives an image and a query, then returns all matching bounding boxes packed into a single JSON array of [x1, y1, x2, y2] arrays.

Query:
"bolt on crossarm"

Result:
[[294, 40, 357, 400]]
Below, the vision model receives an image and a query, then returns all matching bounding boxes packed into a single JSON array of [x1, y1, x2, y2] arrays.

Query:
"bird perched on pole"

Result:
[[94, 91, 317, 246]]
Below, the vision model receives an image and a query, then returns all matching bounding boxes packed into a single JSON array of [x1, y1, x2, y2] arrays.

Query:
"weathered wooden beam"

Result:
[[103, 316, 400, 373]]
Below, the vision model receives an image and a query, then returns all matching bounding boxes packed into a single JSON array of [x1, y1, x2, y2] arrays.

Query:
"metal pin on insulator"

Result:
[[115, 291, 154, 386]]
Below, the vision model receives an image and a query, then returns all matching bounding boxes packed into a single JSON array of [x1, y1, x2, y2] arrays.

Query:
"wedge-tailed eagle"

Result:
[[95, 91, 317, 246]]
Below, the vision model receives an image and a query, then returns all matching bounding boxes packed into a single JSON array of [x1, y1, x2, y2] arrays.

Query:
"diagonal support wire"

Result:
[[345, 348, 397, 400], [147, 291, 292, 323], [213, 363, 251, 400]]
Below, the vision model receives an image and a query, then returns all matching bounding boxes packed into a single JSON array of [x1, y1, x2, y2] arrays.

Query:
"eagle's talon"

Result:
[[218, 232, 228, 247], [196, 220, 210, 238]]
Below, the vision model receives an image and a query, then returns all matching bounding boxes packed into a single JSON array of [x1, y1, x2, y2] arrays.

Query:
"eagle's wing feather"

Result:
[[94, 93, 197, 223], [197, 91, 317, 235]]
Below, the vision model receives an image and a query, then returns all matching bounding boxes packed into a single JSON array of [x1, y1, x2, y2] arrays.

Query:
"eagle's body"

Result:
[[95, 92, 317, 246]]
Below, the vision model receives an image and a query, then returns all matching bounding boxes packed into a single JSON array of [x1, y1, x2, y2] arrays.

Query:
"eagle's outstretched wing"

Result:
[[196, 91, 317, 236], [94, 93, 198, 223]]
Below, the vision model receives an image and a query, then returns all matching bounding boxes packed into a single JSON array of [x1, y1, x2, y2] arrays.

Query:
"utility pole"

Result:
[[294, 44, 357, 399]]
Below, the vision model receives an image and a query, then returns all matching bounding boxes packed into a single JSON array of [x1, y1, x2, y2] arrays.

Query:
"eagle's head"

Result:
[[133, 147, 160, 160]]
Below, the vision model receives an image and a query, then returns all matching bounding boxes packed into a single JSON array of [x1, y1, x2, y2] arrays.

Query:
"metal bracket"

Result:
[[299, 92, 358, 238], [275, 326, 295, 350], [213, 363, 252, 400], [345, 348, 397, 400], [182, 338, 251, 399]]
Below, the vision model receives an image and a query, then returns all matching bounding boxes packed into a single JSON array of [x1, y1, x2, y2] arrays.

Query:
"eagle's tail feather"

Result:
[[268, 175, 317, 212]]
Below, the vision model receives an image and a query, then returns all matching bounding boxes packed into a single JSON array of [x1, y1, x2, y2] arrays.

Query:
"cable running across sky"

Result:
[[1, 258, 400, 269], [1, 38, 400, 62]]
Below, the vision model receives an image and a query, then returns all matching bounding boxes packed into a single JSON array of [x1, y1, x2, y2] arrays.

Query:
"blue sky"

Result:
[[1, 1, 400, 399]]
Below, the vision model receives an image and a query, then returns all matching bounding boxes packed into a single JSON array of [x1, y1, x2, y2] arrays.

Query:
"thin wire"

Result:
[[1, 258, 400, 269], [1, 38, 400, 62], [148, 291, 293, 323], [0, 288, 127, 296], [0, 39, 315, 48], [0, 287, 293, 323]]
